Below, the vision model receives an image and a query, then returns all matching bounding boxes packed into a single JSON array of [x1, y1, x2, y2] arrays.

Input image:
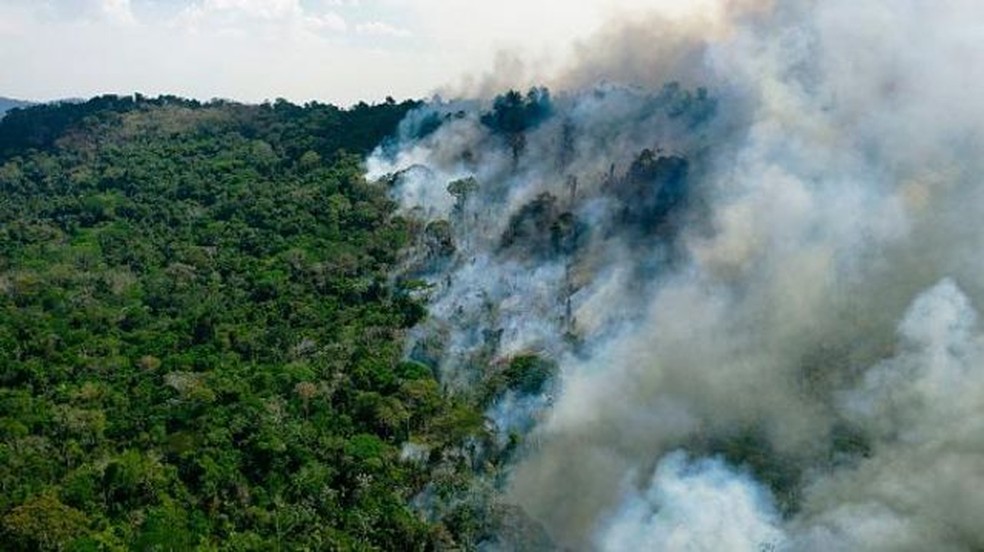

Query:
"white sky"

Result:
[[0, 0, 713, 105]]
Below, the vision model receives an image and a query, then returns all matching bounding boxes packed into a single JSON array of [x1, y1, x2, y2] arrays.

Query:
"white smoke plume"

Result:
[[368, 0, 984, 549], [597, 451, 784, 551]]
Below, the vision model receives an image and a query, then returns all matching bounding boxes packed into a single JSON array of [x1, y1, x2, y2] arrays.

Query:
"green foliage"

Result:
[[479, 87, 553, 160], [479, 88, 553, 135], [501, 355, 555, 396], [615, 149, 690, 235], [0, 95, 484, 549], [2, 493, 89, 550], [481, 355, 557, 407]]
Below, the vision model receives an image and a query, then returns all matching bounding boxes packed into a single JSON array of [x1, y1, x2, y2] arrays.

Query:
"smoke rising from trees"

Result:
[[369, 0, 984, 549]]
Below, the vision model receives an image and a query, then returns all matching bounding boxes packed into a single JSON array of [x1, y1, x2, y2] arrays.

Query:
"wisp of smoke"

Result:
[[368, 0, 984, 549]]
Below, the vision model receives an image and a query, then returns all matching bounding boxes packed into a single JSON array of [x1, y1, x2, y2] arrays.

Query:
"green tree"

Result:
[[2, 493, 89, 551]]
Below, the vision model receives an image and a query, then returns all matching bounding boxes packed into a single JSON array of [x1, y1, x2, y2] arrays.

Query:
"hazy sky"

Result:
[[0, 0, 711, 105]]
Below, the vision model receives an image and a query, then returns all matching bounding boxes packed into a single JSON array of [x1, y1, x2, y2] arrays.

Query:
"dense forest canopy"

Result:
[[0, 94, 499, 550]]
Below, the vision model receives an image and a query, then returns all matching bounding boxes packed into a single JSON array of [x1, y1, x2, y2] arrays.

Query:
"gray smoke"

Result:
[[368, 0, 984, 549]]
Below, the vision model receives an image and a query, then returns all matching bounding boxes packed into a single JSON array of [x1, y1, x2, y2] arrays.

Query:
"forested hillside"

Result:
[[0, 97, 34, 118], [0, 95, 487, 550]]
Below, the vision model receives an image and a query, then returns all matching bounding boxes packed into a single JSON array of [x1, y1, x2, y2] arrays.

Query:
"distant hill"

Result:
[[0, 96, 34, 116]]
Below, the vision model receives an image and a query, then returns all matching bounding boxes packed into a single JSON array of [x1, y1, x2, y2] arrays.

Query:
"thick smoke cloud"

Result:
[[368, 0, 984, 549]]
